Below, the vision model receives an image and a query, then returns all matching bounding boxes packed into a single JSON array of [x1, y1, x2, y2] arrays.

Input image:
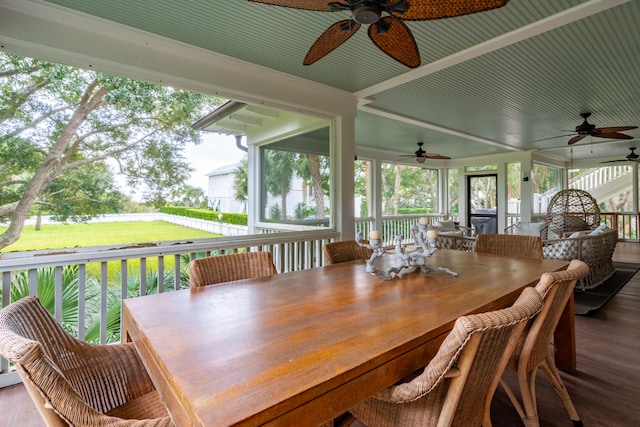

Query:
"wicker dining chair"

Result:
[[189, 251, 278, 288], [0, 296, 173, 427], [323, 240, 373, 265], [348, 286, 544, 427], [474, 234, 544, 260], [500, 259, 589, 427]]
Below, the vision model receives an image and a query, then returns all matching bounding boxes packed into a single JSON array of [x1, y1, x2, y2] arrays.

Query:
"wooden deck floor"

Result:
[[1, 242, 639, 426]]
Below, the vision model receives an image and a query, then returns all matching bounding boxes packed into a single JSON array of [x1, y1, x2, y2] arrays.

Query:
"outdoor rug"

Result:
[[574, 262, 640, 316]]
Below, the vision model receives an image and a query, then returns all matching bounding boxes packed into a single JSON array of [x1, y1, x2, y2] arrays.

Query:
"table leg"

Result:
[[554, 295, 576, 372]]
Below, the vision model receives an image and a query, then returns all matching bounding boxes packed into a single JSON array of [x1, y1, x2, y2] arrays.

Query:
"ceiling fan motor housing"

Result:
[[575, 121, 596, 134], [352, 2, 382, 24]]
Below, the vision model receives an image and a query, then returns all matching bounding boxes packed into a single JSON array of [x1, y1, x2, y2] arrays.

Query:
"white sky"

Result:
[[114, 132, 246, 200], [183, 132, 247, 190]]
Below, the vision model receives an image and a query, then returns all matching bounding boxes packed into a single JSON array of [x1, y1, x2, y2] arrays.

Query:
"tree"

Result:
[[0, 53, 225, 250], [233, 156, 248, 204], [295, 154, 329, 218], [265, 150, 294, 219], [354, 160, 369, 217], [171, 184, 205, 207]]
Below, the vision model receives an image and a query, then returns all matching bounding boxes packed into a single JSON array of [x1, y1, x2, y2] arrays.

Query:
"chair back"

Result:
[[0, 296, 171, 427], [511, 259, 589, 371], [323, 240, 373, 265], [0, 297, 69, 426], [189, 251, 278, 288], [355, 287, 543, 427], [474, 234, 543, 260]]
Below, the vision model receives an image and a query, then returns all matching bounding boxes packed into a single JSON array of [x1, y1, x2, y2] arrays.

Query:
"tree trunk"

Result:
[[392, 165, 402, 215], [281, 177, 287, 220], [35, 210, 42, 231], [0, 80, 107, 250], [308, 155, 325, 218]]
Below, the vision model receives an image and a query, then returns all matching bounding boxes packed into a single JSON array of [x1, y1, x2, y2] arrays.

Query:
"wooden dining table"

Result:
[[122, 249, 571, 427]]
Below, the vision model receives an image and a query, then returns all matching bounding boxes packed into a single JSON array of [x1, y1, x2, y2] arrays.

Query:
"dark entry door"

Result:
[[467, 174, 498, 235]]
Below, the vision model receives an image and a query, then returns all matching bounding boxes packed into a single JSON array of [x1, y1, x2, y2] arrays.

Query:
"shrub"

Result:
[[159, 206, 247, 226]]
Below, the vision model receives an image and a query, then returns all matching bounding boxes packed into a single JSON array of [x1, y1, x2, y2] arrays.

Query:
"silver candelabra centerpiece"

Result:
[[356, 218, 457, 280]]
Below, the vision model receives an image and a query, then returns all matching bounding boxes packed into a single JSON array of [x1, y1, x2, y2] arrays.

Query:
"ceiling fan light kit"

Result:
[[248, 0, 510, 67]]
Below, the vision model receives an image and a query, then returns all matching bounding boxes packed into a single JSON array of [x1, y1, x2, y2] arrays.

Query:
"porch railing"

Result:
[[1, 211, 636, 386], [0, 229, 339, 385]]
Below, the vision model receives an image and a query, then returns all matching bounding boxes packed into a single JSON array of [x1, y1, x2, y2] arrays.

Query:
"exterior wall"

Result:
[[207, 172, 246, 213], [264, 175, 307, 220], [208, 166, 328, 220]]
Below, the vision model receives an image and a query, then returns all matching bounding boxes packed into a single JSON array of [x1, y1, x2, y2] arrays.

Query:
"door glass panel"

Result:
[[468, 174, 498, 234]]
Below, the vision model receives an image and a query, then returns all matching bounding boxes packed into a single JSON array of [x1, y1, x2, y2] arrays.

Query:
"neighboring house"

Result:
[[206, 162, 323, 219], [206, 163, 245, 214]]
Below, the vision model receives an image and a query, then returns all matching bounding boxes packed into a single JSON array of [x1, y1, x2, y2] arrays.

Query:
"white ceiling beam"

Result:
[[0, 0, 357, 119], [359, 105, 522, 151], [356, 0, 630, 101]]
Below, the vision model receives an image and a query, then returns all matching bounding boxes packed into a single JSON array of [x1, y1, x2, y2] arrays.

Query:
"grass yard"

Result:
[[0, 221, 221, 252], [1, 222, 223, 285]]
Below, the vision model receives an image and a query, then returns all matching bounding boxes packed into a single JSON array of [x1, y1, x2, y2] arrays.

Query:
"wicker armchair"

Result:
[[542, 229, 616, 290], [0, 296, 173, 427], [474, 234, 544, 260], [435, 234, 477, 252], [348, 287, 543, 427], [323, 240, 373, 265], [500, 259, 589, 427], [189, 251, 277, 288]]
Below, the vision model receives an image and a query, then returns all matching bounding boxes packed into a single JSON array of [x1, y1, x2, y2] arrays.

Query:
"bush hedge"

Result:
[[160, 206, 248, 226], [397, 208, 432, 215]]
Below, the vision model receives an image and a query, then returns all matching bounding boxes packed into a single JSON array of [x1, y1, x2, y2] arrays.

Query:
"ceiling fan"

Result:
[[247, 0, 510, 68], [566, 112, 637, 145], [600, 147, 640, 164], [399, 142, 450, 163]]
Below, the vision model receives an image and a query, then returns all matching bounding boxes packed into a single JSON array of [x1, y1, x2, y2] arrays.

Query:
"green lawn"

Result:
[[1, 221, 221, 252], [1, 221, 223, 286]]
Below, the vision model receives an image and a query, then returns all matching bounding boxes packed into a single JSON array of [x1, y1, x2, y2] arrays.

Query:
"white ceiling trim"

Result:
[[0, 0, 358, 119], [355, 0, 630, 102], [359, 105, 521, 151]]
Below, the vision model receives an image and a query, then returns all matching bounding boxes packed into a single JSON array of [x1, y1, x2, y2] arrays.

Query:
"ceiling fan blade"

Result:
[[596, 132, 634, 140], [303, 20, 360, 65], [247, 0, 347, 12], [425, 153, 451, 159], [596, 126, 638, 133], [568, 134, 587, 145], [368, 16, 420, 68], [391, 0, 509, 20], [532, 134, 575, 143], [599, 159, 628, 164]]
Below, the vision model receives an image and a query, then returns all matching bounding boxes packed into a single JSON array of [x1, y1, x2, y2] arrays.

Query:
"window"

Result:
[[533, 163, 562, 214], [380, 163, 439, 215], [355, 159, 370, 218], [259, 135, 331, 226], [570, 165, 633, 212], [507, 162, 521, 218], [448, 168, 459, 214]]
